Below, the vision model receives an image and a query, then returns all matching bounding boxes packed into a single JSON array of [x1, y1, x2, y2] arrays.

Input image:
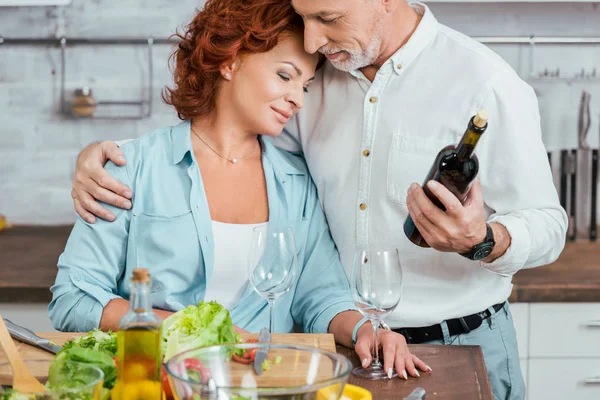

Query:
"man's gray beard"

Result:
[[324, 31, 383, 72], [327, 50, 373, 72]]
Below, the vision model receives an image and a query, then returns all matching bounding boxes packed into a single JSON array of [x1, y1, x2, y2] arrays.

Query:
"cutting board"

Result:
[[0, 332, 336, 386]]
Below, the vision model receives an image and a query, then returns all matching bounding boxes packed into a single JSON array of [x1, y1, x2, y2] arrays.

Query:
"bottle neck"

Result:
[[129, 281, 152, 314], [456, 120, 485, 161]]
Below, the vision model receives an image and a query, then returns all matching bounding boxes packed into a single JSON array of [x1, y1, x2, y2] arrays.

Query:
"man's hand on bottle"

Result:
[[72, 141, 133, 223], [405, 179, 487, 254]]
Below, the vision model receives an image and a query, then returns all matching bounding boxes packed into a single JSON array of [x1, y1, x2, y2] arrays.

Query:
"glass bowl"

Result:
[[165, 343, 353, 400], [46, 360, 105, 399]]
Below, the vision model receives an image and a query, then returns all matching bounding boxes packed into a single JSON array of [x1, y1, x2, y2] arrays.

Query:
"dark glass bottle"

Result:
[[404, 110, 489, 248]]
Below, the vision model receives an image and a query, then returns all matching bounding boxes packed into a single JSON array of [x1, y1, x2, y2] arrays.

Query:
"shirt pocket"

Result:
[[134, 210, 202, 281], [387, 132, 451, 206]]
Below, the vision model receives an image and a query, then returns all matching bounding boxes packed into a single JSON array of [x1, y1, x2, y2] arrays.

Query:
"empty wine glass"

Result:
[[351, 246, 403, 380], [248, 226, 297, 333]]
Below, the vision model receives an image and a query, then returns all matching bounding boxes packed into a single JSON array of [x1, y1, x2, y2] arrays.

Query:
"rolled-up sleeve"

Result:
[[476, 70, 568, 276], [291, 178, 357, 334], [48, 161, 133, 332]]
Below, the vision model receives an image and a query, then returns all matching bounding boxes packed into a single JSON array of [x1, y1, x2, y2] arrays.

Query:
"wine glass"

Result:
[[350, 246, 403, 380], [248, 226, 297, 333]]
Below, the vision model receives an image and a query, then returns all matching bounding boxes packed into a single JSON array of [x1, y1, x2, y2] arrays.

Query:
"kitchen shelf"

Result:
[[0, 0, 71, 5], [424, 0, 598, 2]]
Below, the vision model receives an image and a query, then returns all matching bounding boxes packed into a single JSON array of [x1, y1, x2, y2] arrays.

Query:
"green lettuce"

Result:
[[49, 329, 117, 389], [161, 301, 241, 360], [61, 329, 117, 355], [48, 347, 116, 390]]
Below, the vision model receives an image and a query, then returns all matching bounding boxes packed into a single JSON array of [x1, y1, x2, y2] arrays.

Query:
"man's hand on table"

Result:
[[72, 141, 132, 224], [354, 322, 431, 380]]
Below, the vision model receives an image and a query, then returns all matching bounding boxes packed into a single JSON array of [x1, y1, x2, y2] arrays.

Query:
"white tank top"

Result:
[[204, 220, 268, 309]]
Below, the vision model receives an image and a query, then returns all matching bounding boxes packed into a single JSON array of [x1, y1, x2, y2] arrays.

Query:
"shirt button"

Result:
[[359, 203, 367, 210], [362, 149, 371, 157], [397, 63, 403, 70], [369, 96, 377, 104]]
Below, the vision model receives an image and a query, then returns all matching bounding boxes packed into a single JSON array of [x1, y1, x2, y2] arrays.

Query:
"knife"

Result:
[[569, 149, 577, 241], [559, 150, 568, 212], [592, 148, 598, 241], [4, 319, 62, 354], [253, 327, 271, 375]]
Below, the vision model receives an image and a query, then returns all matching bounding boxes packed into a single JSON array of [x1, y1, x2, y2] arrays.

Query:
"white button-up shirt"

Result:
[[273, 2, 567, 327]]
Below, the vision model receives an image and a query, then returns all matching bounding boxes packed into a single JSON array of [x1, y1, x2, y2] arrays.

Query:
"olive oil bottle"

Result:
[[404, 110, 489, 248], [113, 268, 163, 400]]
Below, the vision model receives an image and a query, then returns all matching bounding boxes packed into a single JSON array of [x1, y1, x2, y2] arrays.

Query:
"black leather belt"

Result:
[[392, 302, 506, 344]]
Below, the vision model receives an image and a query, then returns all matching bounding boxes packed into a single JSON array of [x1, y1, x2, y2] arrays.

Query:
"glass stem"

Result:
[[371, 319, 381, 369], [268, 298, 276, 334]]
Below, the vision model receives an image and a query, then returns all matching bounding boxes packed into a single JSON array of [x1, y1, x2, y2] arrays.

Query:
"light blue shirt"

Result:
[[49, 120, 356, 333]]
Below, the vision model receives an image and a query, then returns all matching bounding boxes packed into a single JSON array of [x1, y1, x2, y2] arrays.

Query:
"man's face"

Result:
[[292, 0, 386, 71]]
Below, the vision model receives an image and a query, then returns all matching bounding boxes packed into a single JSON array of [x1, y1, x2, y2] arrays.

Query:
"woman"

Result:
[[49, 0, 428, 379]]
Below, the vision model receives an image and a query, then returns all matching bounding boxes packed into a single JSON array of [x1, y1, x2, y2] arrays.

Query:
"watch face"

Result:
[[473, 243, 494, 260]]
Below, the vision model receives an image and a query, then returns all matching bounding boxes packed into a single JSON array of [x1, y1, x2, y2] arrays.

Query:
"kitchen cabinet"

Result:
[[529, 359, 600, 400], [511, 303, 600, 400]]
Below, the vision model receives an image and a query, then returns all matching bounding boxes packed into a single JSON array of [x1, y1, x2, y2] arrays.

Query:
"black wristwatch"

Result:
[[460, 223, 495, 260]]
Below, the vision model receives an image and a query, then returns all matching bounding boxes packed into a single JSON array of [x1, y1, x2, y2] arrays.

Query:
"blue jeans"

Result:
[[422, 302, 526, 400]]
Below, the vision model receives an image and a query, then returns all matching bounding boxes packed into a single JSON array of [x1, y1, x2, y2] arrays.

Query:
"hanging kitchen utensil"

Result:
[[572, 90, 598, 240], [560, 150, 568, 212], [569, 149, 577, 241], [591, 148, 598, 241]]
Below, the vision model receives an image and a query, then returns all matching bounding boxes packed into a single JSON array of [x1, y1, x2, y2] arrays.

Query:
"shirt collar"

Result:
[[170, 120, 305, 178], [389, 2, 438, 75], [346, 2, 438, 78], [170, 119, 193, 165], [260, 136, 306, 179]]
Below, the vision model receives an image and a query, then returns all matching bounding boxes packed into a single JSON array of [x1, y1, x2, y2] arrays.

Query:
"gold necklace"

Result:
[[191, 127, 259, 164]]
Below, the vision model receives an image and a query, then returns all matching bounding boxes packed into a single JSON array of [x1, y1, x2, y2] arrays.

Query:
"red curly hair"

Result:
[[162, 0, 306, 120]]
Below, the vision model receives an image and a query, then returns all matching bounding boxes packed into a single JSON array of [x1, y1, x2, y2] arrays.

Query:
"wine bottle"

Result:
[[404, 110, 489, 248]]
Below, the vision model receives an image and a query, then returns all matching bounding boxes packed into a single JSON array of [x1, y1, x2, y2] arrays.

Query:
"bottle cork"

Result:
[[473, 110, 489, 128], [132, 268, 150, 283]]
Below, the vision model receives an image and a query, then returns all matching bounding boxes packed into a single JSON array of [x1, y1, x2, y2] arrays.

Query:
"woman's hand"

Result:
[[354, 324, 432, 379]]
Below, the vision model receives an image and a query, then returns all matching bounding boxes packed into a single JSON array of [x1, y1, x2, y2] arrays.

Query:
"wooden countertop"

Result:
[[337, 344, 493, 400], [1, 225, 599, 303], [0, 226, 72, 303], [509, 240, 600, 302]]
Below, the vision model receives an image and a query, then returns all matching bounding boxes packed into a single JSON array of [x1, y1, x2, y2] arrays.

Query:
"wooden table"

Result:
[[337, 344, 494, 400], [0, 333, 493, 399]]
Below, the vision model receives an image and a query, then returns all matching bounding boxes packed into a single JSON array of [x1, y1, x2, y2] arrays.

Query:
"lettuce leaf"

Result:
[[161, 301, 241, 360], [61, 329, 117, 355], [49, 330, 117, 389], [49, 347, 117, 389]]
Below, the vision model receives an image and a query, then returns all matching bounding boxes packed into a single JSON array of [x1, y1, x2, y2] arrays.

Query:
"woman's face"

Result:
[[225, 32, 319, 137]]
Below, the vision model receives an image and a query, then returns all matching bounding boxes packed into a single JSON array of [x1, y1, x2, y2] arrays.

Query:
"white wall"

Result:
[[1, 1, 599, 231]]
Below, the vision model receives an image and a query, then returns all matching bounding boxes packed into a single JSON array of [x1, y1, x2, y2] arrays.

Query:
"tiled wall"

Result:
[[1, 1, 599, 231]]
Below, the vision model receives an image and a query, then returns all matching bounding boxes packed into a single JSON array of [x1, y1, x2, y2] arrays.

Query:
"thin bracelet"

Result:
[[352, 317, 370, 346]]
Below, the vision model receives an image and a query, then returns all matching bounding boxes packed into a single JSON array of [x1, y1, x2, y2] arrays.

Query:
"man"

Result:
[[71, 1, 567, 398]]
